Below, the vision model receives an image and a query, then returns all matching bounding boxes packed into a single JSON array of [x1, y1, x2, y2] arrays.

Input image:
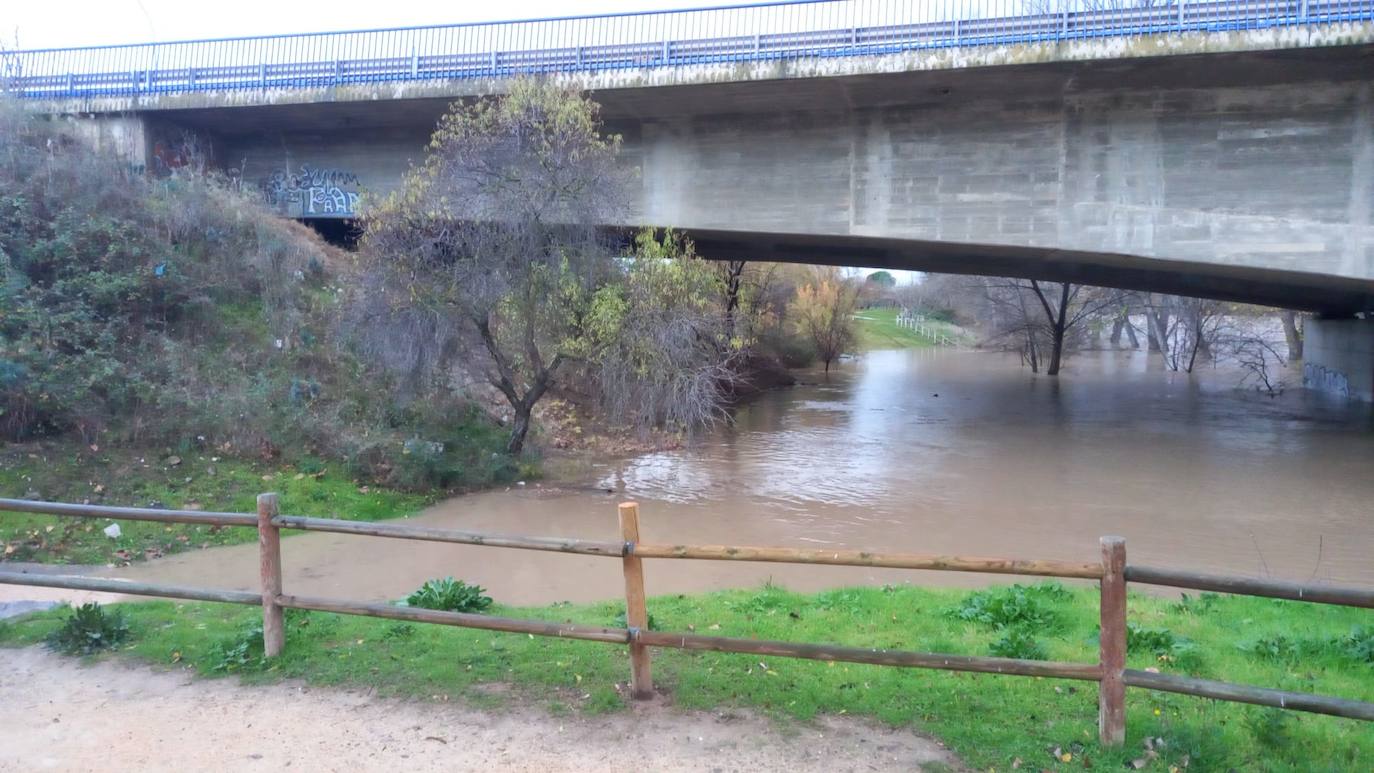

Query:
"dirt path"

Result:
[[0, 648, 961, 772]]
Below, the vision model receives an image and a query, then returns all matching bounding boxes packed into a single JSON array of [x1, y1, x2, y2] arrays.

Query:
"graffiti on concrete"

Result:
[[263, 165, 362, 218], [1303, 362, 1351, 397]]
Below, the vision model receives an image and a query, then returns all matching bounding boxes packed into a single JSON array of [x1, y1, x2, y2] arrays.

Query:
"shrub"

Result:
[[1242, 634, 1300, 663], [989, 629, 1048, 661], [1338, 626, 1374, 664], [404, 577, 493, 613], [212, 621, 265, 672], [1126, 623, 1199, 668], [44, 603, 130, 655], [947, 583, 1068, 631]]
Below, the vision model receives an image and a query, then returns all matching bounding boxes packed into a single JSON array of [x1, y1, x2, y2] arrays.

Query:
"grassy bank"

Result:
[[3, 583, 1370, 770], [853, 308, 961, 350], [0, 443, 434, 564]]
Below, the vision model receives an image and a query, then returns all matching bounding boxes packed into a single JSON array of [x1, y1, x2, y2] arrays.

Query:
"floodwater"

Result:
[[110, 349, 1374, 605]]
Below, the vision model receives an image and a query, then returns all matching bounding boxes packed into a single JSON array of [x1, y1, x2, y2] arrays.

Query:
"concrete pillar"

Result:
[[1303, 317, 1374, 401], [63, 113, 151, 173]]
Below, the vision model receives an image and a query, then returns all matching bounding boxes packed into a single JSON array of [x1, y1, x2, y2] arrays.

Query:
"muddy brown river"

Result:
[[107, 349, 1374, 605]]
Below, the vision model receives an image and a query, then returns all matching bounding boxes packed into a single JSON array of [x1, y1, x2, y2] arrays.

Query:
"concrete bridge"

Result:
[[8, 1, 1374, 397]]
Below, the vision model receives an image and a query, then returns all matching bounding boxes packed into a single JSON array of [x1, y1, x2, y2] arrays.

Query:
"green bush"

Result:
[[1241, 633, 1301, 663], [403, 577, 493, 613], [947, 582, 1068, 631], [1126, 623, 1199, 668], [0, 102, 523, 490], [1337, 626, 1374, 663], [44, 602, 130, 655], [988, 628, 1048, 660], [211, 620, 265, 672]]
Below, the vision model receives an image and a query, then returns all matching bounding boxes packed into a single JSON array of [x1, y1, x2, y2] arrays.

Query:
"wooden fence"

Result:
[[1, 495, 1372, 745], [895, 312, 955, 346]]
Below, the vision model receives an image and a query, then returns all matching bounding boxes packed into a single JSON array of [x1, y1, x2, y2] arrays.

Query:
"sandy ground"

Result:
[[0, 648, 961, 772]]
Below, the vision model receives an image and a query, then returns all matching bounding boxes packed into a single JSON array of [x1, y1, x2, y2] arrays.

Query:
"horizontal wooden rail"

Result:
[[0, 497, 256, 527], [273, 515, 625, 557], [278, 593, 630, 644], [1125, 565, 1374, 609], [4, 495, 1373, 745], [632, 543, 1104, 578], [635, 629, 1102, 681], [0, 570, 262, 606], [1123, 669, 1374, 722]]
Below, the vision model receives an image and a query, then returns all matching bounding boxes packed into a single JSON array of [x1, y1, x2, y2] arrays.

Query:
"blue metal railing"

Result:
[[2, 0, 1371, 100]]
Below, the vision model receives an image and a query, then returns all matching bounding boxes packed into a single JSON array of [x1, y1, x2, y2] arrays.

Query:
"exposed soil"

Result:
[[0, 647, 962, 772]]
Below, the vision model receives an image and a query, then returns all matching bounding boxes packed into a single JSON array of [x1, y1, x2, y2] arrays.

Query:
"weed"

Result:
[[211, 620, 265, 673], [947, 582, 1067, 630], [1127, 623, 1200, 668], [1243, 706, 1296, 751], [1338, 626, 1374, 664], [44, 603, 129, 655], [1242, 634, 1300, 663], [1170, 592, 1222, 615], [403, 578, 493, 613], [989, 628, 1048, 660], [382, 623, 417, 641]]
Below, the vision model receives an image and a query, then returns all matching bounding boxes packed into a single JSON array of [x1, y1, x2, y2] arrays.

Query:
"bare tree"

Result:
[[969, 278, 1122, 375]]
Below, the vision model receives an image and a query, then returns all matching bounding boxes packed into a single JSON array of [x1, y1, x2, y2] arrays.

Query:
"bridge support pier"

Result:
[[64, 113, 151, 173], [1303, 317, 1374, 401]]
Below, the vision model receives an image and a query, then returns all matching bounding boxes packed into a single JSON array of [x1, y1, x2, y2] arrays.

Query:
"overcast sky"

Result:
[[7, 1, 764, 49]]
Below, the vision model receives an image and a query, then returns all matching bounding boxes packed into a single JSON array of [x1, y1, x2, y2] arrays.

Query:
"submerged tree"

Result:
[[360, 80, 626, 455], [969, 278, 1121, 375], [790, 267, 860, 373], [589, 229, 744, 433]]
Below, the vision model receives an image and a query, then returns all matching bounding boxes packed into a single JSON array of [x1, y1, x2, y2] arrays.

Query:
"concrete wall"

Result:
[[628, 77, 1374, 287], [63, 114, 150, 171], [1304, 317, 1374, 401]]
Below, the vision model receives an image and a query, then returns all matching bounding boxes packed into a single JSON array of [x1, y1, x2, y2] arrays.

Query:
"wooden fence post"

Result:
[[619, 501, 653, 699], [257, 493, 285, 658], [1099, 536, 1127, 746]]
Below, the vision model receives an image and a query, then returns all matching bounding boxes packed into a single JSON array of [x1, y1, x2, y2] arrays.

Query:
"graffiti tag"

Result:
[[263, 165, 362, 217]]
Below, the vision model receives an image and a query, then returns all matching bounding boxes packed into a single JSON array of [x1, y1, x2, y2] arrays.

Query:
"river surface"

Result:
[[110, 349, 1374, 605]]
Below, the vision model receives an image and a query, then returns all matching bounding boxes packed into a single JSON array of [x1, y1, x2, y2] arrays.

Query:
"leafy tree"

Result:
[[790, 267, 860, 373], [360, 80, 625, 455], [866, 270, 897, 288], [588, 229, 744, 432], [360, 83, 741, 454]]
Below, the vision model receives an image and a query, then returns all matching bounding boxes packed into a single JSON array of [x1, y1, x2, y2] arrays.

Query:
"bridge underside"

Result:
[[683, 229, 1374, 314], [90, 41, 1374, 314]]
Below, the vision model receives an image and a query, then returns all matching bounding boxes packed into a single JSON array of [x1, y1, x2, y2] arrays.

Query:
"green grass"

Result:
[[3, 583, 1370, 771], [0, 443, 433, 564], [853, 307, 960, 350]]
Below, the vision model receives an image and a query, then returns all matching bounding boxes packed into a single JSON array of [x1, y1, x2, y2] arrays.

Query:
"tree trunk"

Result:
[[506, 404, 533, 456], [1044, 283, 1071, 377], [1124, 318, 1140, 349], [1146, 311, 1164, 352], [1046, 326, 1066, 376], [1110, 317, 1124, 346], [1282, 311, 1304, 362], [722, 260, 745, 341]]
